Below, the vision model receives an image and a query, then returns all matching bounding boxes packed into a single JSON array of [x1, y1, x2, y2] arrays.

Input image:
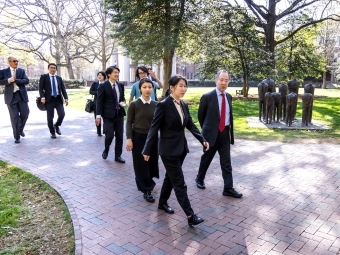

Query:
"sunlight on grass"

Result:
[[67, 86, 340, 143]]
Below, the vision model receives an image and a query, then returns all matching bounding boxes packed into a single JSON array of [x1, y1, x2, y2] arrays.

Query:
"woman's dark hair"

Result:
[[138, 78, 154, 93], [97, 71, 106, 80], [135, 66, 149, 79], [105, 66, 120, 76], [169, 75, 188, 87]]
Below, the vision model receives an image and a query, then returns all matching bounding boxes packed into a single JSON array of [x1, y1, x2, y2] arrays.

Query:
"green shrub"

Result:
[[26, 78, 86, 91]]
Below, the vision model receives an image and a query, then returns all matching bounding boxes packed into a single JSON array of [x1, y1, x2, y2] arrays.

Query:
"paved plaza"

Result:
[[0, 91, 339, 255]]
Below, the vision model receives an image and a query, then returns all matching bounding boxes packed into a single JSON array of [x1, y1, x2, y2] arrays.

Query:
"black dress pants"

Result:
[[103, 116, 124, 157], [197, 126, 233, 189], [46, 95, 65, 134], [132, 131, 159, 193], [159, 149, 195, 217], [7, 91, 29, 140], [93, 102, 102, 135]]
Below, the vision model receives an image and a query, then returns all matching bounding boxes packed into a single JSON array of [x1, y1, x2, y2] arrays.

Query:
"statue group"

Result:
[[258, 79, 314, 127]]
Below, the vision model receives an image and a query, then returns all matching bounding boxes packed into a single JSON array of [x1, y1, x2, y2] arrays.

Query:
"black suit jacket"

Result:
[[39, 74, 68, 102], [89, 81, 101, 104], [142, 96, 206, 157], [0, 67, 29, 104], [198, 89, 234, 146], [96, 80, 126, 118]]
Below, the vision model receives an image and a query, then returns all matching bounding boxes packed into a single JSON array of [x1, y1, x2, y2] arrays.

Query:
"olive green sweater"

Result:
[[126, 98, 158, 139]]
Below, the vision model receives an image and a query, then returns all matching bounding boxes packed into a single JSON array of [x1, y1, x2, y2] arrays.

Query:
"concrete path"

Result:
[[0, 91, 339, 255]]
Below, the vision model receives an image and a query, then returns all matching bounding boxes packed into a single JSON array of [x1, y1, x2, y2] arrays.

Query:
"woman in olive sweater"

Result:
[[126, 78, 159, 202]]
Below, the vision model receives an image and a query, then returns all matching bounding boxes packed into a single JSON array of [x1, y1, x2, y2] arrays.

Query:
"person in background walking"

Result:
[[126, 78, 159, 203], [90, 71, 106, 136], [96, 66, 126, 163], [129, 66, 163, 103], [39, 63, 68, 139], [0, 56, 29, 143]]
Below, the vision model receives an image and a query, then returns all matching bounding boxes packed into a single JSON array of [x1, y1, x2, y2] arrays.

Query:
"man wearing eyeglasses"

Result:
[[0, 56, 30, 144], [129, 65, 163, 103]]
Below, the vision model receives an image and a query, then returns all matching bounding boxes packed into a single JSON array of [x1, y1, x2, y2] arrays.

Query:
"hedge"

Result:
[[0, 79, 86, 94], [188, 80, 259, 87]]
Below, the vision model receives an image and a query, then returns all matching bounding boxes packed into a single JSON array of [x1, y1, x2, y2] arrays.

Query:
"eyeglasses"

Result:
[[10, 60, 19, 63], [138, 72, 146, 75]]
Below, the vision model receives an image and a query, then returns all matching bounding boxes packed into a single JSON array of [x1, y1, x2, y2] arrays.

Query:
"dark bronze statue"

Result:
[[265, 92, 274, 124], [262, 78, 275, 92], [302, 93, 313, 126], [279, 84, 288, 121], [272, 92, 282, 122], [304, 84, 315, 124], [258, 82, 268, 122], [304, 83, 315, 95], [287, 79, 299, 119], [285, 92, 297, 126]]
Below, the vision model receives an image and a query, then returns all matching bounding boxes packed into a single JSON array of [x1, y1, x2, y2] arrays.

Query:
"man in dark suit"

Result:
[[96, 66, 126, 163], [39, 63, 68, 139], [196, 70, 243, 198], [142, 75, 209, 226], [0, 56, 30, 143]]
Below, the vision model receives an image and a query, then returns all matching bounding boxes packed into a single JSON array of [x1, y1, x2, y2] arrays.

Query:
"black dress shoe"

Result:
[[188, 214, 204, 226], [195, 178, 206, 189], [158, 204, 174, 214], [15, 139, 20, 143], [97, 134, 102, 137], [51, 133, 57, 139], [20, 132, 25, 137], [223, 188, 243, 198], [54, 125, 61, 135], [143, 191, 155, 203], [115, 156, 125, 163], [102, 150, 108, 159]]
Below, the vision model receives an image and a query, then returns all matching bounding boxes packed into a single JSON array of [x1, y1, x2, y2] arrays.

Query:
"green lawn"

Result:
[[0, 161, 74, 254], [68, 87, 340, 143]]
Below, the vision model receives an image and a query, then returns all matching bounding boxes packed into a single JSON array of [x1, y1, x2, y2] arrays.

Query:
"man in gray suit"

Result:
[[196, 70, 242, 198], [0, 56, 30, 143]]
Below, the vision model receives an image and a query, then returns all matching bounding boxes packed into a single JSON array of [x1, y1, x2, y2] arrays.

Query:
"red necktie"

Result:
[[219, 93, 226, 132]]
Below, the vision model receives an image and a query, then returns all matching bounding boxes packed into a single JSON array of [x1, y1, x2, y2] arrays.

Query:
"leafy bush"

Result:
[[26, 78, 86, 91], [188, 80, 259, 87]]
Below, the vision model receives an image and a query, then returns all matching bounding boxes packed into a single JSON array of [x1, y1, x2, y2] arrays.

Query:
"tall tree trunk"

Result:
[[243, 73, 249, 97], [322, 71, 327, 89], [162, 47, 174, 97], [266, 0, 277, 68], [64, 54, 74, 79]]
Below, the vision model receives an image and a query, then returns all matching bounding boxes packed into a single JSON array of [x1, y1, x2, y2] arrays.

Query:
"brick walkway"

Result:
[[0, 91, 339, 255]]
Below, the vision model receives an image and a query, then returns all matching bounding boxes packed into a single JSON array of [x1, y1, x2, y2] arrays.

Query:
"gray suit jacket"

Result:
[[0, 67, 29, 104], [198, 89, 234, 147]]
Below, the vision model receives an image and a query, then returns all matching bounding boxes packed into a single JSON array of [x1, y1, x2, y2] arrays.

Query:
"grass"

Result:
[[0, 161, 74, 254], [68, 87, 340, 143]]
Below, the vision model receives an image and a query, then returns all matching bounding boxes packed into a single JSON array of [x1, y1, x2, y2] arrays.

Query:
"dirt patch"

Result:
[[0, 179, 74, 254]]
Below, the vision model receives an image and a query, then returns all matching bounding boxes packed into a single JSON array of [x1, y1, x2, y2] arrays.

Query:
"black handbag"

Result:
[[85, 98, 94, 113], [36, 97, 47, 111]]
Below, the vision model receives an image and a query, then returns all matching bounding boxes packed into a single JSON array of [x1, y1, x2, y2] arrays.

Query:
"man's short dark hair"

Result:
[[105, 66, 120, 76], [48, 63, 57, 69], [97, 71, 106, 80]]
